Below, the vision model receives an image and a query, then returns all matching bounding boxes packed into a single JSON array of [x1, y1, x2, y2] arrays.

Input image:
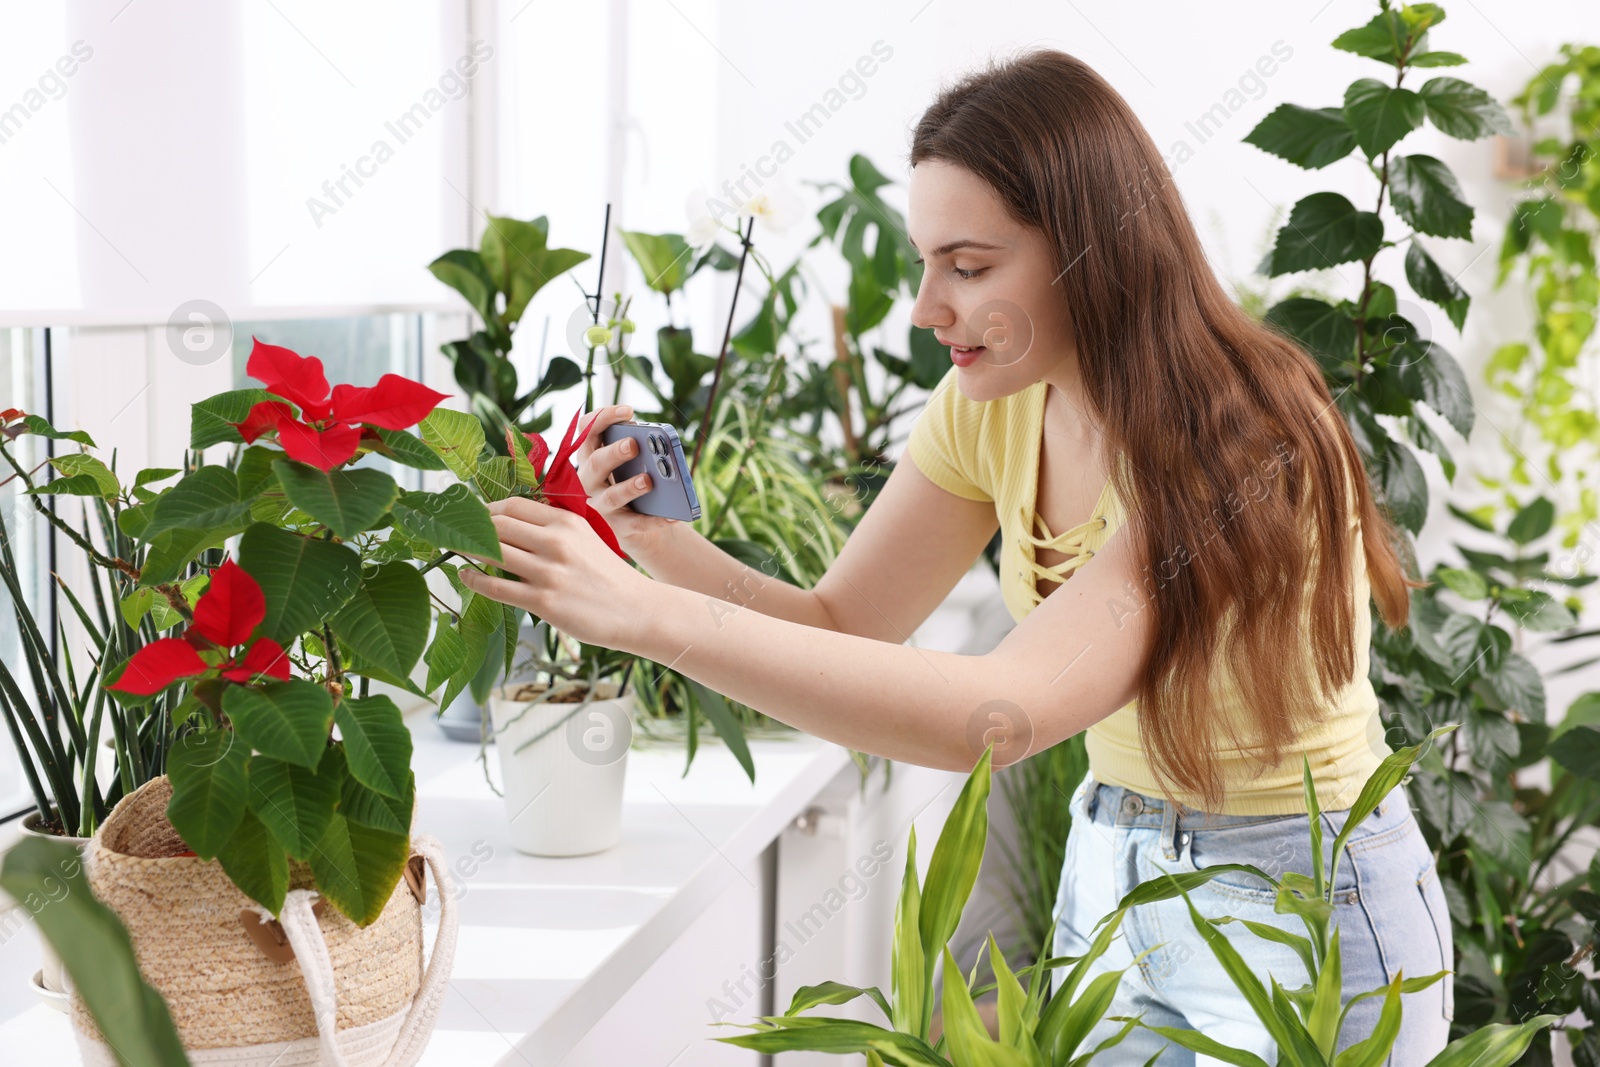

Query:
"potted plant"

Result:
[[30, 337, 516, 1059], [436, 404, 638, 855], [0, 410, 183, 1005], [425, 210, 609, 744], [716, 728, 1560, 1065], [487, 620, 638, 856]]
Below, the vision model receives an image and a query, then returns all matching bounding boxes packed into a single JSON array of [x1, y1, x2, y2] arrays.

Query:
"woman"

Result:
[[458, 47, 1450, 1064]]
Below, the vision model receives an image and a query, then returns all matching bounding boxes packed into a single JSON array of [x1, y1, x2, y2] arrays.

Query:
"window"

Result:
[[0, 327, 53, 819], [231, 312, 442, 488]]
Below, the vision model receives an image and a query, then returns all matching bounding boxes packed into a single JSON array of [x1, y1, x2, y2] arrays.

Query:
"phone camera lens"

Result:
[[656, 456, 674, 479], [647, 433, 665, 456]]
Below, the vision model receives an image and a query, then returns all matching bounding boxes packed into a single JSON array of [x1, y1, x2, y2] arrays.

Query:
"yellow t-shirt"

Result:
[[904, 365, 1390, 814]]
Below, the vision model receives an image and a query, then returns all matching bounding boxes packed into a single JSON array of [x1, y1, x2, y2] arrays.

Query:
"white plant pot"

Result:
[[20, 811, 90, 1009], [489, 680, 635, 857]]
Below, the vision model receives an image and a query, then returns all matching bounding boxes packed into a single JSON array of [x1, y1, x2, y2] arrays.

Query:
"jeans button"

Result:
[[1120, 794, 1143, 816]]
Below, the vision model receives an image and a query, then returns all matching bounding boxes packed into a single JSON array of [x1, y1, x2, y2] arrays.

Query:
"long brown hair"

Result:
[[910, 47, 1425, 811]]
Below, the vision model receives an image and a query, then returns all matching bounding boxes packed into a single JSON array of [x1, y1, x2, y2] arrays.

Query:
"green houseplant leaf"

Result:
[[390, 485, 502, 560], [1418, 76, 1513, 140], [1342, 78, 1425, 158], [222, 680, 333, 770], [216, 808, 291, 917], [166, 729, 250, 861], [330, 562, 431, 679], [247, 753, 340, 860], [917, 747, 992, 997], [1244, 105, 1358, 169], [334, 694, 414, 801], [273, 460, 401, 540], [1258, 193, 1382, 275], [418, 407, 488, 482], [307, 810, 411, 927], [1390, 155, 1474, 240], [0, 837, 192, 1067], [237, 522, 364, 644]]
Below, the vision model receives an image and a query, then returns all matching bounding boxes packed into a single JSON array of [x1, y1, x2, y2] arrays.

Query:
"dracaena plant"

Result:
[[88, 337, 531, 926], [715, 746, 1153, 1065], [1112, 725, 1561, 1066]]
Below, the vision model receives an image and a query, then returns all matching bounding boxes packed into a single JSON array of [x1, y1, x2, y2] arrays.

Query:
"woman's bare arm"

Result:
[[623, 453, 999, 642], [622, 506, 1151, 772]]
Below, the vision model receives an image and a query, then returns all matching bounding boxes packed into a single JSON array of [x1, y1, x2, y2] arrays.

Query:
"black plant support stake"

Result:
[[690, 216, 756, 478], [581, 203, 613, 413]]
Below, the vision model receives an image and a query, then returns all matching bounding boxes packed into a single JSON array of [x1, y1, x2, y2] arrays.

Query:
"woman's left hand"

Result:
[[457, 497, 653, 650]]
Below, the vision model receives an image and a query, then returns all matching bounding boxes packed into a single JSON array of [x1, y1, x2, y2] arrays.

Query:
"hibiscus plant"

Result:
[[85, 337, 620, 926]]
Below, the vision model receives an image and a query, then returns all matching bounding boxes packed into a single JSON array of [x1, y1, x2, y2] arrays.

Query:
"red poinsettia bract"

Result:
[[506, 409, 628, 561], [107, 559, 291, 696], [231, 338, 449, 471]]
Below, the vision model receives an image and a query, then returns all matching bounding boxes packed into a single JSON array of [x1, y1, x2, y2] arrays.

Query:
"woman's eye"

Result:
[[912, 256, 982, 280]]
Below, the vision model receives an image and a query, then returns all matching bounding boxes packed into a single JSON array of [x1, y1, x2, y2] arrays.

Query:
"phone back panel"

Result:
[[599, 421, 702, 521]]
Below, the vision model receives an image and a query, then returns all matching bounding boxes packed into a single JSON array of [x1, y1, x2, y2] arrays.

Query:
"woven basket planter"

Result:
[[70, 776, 458, 1066]]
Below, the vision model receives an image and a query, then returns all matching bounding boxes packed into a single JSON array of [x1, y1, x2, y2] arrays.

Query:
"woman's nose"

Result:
[[909, 274, 951, 333]]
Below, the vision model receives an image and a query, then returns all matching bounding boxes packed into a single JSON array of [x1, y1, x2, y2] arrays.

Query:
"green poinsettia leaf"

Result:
[[223, 680, 333, 770], [166, 730, 249, 861], [216, 807, 290, 918], [247, 753, 340, 861], [139, 466, 250, 543], [390, 485, 502, 560], [191, 389, 272, 450], [330, 562, 430, 679], [307, 811, 410, 927], [417, 407, 486, 482], [237, 523, 365, 644], [272, 460, 400, 540], [334, 694, 413, 801], [340, 768, 414, 836]]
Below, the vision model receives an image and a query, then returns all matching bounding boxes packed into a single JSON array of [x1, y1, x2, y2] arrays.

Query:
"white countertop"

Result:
[[0, 714, 855, 1065]]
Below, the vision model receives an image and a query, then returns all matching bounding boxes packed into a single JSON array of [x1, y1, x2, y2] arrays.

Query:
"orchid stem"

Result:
[[690, 215, 756, 478]]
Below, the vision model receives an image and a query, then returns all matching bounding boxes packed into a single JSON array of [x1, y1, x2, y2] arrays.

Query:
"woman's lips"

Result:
[[951, 345, 985, 367]]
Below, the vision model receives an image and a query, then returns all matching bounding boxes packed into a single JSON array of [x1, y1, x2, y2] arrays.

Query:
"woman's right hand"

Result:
[[575, 404, 681, 559]]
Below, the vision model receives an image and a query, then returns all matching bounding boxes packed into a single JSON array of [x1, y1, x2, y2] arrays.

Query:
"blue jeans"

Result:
[[1050, 776, 1452, 1065]]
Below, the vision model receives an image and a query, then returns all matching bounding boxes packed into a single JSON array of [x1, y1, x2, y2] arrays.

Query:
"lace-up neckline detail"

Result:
[[1019, 496, 1111, 604], [1021, 382, 1115, 606]]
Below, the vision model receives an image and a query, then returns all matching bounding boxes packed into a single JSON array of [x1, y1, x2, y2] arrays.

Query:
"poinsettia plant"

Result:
[[83, 337, 627, 926]]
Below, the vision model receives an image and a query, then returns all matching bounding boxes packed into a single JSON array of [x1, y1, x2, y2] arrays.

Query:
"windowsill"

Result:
[[0, 704, 854, 1065]]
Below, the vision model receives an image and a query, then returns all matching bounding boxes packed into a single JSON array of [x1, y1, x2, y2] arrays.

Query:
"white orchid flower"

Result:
[[737, 175, 802, 237], [684, 186, 724, 253]]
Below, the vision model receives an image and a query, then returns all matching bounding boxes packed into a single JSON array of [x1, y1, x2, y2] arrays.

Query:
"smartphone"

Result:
[[599, 420, 702, 521]]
